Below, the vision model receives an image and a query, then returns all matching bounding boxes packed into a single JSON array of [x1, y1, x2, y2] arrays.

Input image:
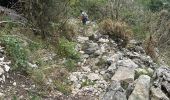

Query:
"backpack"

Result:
[[81, 12, 88, 20]]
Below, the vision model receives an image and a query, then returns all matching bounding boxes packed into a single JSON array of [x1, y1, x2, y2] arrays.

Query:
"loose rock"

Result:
[[129, 75, 150, 100]]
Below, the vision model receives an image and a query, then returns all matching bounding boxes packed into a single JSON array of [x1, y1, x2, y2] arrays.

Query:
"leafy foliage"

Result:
[[70, 0, 107, 20], [20, 0, 69, 38], [57, 38, 80, 60], [0, 36, 28, 72], [64, 59, 77, 71]]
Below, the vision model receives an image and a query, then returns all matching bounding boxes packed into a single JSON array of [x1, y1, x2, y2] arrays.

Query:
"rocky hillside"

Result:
[[0, 17, 169, 99], [66, 31, 170, 100], [0, 23, 170, 99], [0, 0, 170, 99]]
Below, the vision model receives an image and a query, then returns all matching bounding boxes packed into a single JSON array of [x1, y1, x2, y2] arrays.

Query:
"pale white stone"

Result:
[[69, 74, 78, 82], [129, 75, 150, 100], [111, 67, 135, 83], [88, 73, 100, 81], [4, 65, 10, 72], [13, 82, 17, 86], [99, 38, 109, 43], [82, 66, 91, 72], [0, 67, 4, 76]]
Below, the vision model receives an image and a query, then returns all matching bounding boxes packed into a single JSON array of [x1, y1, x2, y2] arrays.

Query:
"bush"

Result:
[[148, 0, 164, 12], [53, 80, 71, 95], [21, 0, 67, 38], [64, 59, 77, 71], [99, 18, 114, 35], [29, 68, 45, 85], [61, 20, 78, 41], [99, 19, 133, 47], [0, 36, 28, 72], [70, 0, 107, 20], [57, 38, 80, 60]]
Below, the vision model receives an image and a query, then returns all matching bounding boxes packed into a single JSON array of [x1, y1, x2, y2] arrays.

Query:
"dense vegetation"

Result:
[[0, 0, 170, 99]]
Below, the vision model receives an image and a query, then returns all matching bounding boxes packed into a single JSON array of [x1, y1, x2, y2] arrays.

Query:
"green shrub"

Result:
[[81, 79, 96, 88], [28, 42, 40, 52], [64, 59, 77, 71], [21, 0, 69, 39], [20, 0, 56, 38], [53, 80, 71, 95], [29, 68, 45, 85], [0, 36, 28, 72], [57, 38, 80, 60], [30, 95, 41, 100], [70, 0, 107, 20]]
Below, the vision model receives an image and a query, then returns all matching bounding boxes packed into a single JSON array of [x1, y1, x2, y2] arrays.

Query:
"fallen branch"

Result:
[[0, 20, 25, 26]]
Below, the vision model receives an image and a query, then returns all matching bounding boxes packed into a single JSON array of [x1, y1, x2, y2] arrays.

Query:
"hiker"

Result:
[[80, 10, 88, 25]]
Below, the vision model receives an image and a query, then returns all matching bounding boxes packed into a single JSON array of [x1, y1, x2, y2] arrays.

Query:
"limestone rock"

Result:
[[0, 92, 4, 98], [77, 36, 89, 43], [70, 74, 78, 82], [153, 66, 170, 96], [100, 81, 127, 100], [111, 67, 135, 83], [98, 38, 109, 43], [84, 42, 99, 55], [151, 86, 169, 100], [128, 75, 150, 100], [4, 65, 10, 72], [117, 59, 138, 69], [81, 66, 91, 72], [107, 52, 123, 64], [88, 73, 100, 81], [0, 67, 4, 76]]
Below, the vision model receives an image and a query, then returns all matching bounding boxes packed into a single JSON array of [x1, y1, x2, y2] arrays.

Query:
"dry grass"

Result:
[[99, 19, 133, 47], [61, 20, 78, 41], [144, 35, 158, 61], [99, 18, 114, 34]]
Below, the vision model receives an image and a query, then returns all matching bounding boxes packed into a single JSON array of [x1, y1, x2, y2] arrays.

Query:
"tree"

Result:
[[20, 0, 70, 39]]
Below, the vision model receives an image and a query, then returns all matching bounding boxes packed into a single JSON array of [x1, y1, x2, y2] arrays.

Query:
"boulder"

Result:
[[84, 42, 99, 55], [111, 67, 135, 83], [100, 81, 127, 100], [0, 67, 4, 75], [117, 59, 138, 69], [106, 52, 123, 64], [77, 36, 89, 43], [0, 92, 4, 99], [128, 75, 150, 100], [4, 64, 10, 72], [151, 86, 169, 100], [153, 66, 170, 96]]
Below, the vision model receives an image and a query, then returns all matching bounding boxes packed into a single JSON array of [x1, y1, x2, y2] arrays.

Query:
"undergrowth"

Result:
[[144, 34, 158, 62], [57, 38, 80, 71], [57, 37, 80, 59], [0, 36, 28, 72], [99, 19, 133, 47]]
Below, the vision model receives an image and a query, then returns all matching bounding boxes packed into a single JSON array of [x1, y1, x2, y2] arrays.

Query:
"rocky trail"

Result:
[[67, 29, 170, 100], [0, 18, 170, 99]]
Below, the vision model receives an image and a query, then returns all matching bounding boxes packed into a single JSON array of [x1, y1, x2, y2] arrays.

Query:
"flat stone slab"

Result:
[[111, 67, 135, 83], [129, 75, 150, 100]]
